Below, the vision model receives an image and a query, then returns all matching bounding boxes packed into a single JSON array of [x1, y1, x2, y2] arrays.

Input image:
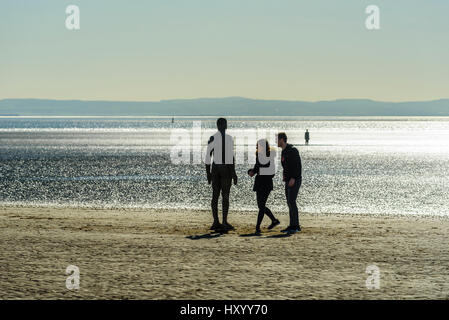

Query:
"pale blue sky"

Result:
[[1, 0, 448, 101]]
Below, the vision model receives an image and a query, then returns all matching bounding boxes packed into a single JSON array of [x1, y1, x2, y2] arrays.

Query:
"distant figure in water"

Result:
[[247, 139, 280, 235], [171, 117, 174, 124], [305, 129, 310, 145]]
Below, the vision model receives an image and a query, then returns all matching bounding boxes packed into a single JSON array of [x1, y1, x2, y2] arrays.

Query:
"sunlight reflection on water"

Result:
[[1, 117, 448, 216]]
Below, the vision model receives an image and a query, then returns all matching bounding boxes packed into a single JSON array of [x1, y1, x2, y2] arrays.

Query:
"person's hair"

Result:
[[217, 118, 227, 131], [278, 132, 287, 143], [257, 139, 270, 157]]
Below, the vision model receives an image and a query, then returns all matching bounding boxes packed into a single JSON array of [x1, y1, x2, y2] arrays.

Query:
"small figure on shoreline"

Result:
[[305, 129, 310, 145]]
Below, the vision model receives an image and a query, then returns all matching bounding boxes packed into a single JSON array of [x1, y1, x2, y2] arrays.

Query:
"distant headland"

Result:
[[0, 97, 448, 116]]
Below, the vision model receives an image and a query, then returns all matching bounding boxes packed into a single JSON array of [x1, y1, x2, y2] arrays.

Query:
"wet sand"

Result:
[[1, 206, 449, 299]]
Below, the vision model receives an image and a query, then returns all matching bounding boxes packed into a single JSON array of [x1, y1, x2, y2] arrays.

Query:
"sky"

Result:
[[0, 0, 448, 102]]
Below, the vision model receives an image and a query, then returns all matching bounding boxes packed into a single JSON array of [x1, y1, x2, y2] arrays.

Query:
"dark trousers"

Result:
[[285, 178, 301, 227], [211, 165, 233, 223], [256, 189, 276, 229]]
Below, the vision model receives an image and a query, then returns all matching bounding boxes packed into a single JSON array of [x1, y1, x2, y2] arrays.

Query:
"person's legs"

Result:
[[265, 206, 276, 221], [211, 169, 221, 226], [257, 189, 279, 232], [221, 176, 232, 224], [266, 205, 280, 230], [256, 190, 268, 231], [286, 180, 301, 228], [209, 165, 233, 229], [284, 184, 291, 219], [260, 189, 276, 221]]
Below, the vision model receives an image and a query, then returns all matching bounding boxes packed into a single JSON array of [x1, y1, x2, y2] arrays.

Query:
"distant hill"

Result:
[[0, 97, 448, 116]]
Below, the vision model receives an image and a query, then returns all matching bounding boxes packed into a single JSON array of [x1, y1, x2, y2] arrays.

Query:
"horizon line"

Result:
[[1, 97, 449, 104]]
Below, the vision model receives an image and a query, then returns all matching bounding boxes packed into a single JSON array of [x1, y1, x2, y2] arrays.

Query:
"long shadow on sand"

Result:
[[186, 231, 292, 240], [264, 233, 292, 238], [239, 233, 262, 237], [186, 231, 226, 240]]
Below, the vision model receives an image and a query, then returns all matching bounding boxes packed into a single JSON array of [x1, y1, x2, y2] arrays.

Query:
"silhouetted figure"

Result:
[[205, 118, 238, 232], [171, 117, 174, 124], [277, 132, 302, 233], [305, 129, 310, 145], [248, 139, 280, 235]]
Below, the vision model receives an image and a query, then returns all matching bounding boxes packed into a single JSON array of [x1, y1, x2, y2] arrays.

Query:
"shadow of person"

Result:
[[265, 233, 292, 238], [239, 233, 262, 237], [186, 232, 223, 240]]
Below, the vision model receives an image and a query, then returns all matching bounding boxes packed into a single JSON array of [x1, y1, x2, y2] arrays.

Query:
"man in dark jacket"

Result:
[[277, 132, 302, 233]]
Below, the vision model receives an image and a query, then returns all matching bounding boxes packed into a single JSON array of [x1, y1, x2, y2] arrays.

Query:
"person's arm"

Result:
[[205, 165, 211, 184], [205, 136, 214, 184], [232, 156, 238, 185], [287, 148, 301, 177], [285, 149, 294, 186], [287, 148, 301, 187], [248, 155, 260, 177], [283, 150, 290, 182], [228, 136, 237, 185]]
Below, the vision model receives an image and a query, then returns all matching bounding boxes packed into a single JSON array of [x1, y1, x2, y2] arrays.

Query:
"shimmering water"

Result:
[[1, 116, 449, 216]]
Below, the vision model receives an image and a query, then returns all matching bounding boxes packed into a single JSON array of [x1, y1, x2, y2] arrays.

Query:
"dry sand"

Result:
[[1, 205, 449, 300]]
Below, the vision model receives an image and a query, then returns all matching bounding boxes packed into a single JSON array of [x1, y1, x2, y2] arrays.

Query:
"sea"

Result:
[[1, 116, 449, 217]]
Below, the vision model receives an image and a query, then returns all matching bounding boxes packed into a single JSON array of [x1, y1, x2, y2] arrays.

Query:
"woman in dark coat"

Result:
[[248, 139, 280, 234]]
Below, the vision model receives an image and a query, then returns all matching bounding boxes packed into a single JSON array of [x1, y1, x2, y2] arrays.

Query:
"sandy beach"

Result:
[[1, 205, 449, 300]]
